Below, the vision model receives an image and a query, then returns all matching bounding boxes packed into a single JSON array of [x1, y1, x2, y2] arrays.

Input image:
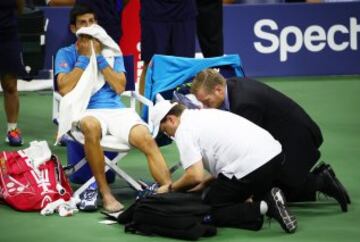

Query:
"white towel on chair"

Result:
[[56, 24, 122, 143]]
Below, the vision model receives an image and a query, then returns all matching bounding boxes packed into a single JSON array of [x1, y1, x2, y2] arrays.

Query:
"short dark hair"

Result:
[[69, 3, 96, 25], [161, 103, 186, 123]]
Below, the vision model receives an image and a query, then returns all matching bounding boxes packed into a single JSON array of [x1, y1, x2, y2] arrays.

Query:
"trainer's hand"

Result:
[[76, 35, 92, 57]]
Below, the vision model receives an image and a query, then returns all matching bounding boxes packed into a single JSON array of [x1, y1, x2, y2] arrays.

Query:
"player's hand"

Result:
[[92, 38, 103, 55]]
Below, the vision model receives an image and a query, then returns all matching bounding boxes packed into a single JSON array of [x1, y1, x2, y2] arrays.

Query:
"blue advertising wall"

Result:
[[223, 2, 360, 76], [42, 2, 360, 77]]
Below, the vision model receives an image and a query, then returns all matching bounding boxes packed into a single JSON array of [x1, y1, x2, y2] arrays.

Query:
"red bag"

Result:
[[0, 151, 73, 211]]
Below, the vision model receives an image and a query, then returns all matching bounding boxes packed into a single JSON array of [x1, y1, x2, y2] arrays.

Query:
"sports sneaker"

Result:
[[313, 161, 351, 204], [5, 128, 23, 146], [78, 184, 99, 211], [136, 182, 159, 200], [266, 187, 297, 233]]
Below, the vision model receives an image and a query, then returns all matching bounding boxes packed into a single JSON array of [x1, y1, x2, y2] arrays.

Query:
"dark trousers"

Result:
[[276, 129, 322, 202], [278, 172, 321, 202], [196, 0, 223, 57], [203, 153, 284, 230]]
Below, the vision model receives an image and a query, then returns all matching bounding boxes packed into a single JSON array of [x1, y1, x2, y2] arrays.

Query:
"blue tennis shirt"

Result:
[[55, 44, 126, 109]]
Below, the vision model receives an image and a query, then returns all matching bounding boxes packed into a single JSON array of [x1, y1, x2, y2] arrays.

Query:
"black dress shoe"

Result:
[[313, 162, 351, 204], [318, 168, 348, 212]]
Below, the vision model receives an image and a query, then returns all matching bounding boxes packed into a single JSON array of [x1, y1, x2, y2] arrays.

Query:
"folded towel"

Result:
[[40, 198, 79, 217], [56, 24, 122, 143], [22, 140, 52, 169]]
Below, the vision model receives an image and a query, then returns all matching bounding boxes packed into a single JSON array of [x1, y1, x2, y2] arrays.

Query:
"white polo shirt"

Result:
[[174, 109, 282, 179]]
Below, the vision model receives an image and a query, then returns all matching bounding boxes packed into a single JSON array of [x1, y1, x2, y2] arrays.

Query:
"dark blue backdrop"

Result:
[[41, 2, 360, 77], [223, 2, 360, 76]]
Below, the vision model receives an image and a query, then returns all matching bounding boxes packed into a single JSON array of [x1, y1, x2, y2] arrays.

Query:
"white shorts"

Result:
[[80, 108, 147, 144]]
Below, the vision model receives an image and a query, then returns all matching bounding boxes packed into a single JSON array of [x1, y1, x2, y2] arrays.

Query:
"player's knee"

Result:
[[129, 125, 155, 150], [80, 117, 102, 142]]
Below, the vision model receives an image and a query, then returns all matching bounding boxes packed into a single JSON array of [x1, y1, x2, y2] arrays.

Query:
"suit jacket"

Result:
[[226, 77, 323, 186]]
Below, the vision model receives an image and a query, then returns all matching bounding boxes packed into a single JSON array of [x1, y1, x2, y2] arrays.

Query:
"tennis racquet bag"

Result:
[[0, 151, 72, 211]]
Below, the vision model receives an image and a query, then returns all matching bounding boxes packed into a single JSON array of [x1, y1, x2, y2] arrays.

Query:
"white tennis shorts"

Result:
[[80, 108, 147, 144]]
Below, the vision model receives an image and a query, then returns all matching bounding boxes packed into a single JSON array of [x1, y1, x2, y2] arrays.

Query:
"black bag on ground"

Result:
[[118, 192, 217, 241]]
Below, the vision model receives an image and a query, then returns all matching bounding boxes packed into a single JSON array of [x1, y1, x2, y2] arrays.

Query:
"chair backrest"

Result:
[[123, 55, 135, 91]]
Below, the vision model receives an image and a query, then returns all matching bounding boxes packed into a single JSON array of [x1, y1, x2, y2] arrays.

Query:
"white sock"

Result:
[[7, 123, 17, 132], [260, 201, 268, 215]]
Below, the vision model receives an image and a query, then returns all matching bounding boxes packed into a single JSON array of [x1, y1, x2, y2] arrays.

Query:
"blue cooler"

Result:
[[66, 139, 116, 184]]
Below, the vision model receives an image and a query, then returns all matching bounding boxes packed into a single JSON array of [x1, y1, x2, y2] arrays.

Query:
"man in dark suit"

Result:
[[190, 69, 350, 212]]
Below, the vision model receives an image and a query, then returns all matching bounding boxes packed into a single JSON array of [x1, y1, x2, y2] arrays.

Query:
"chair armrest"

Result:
[[121, 91, 155, 135], [131, 91, 154, 107], [52, 91, 62, 124]]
